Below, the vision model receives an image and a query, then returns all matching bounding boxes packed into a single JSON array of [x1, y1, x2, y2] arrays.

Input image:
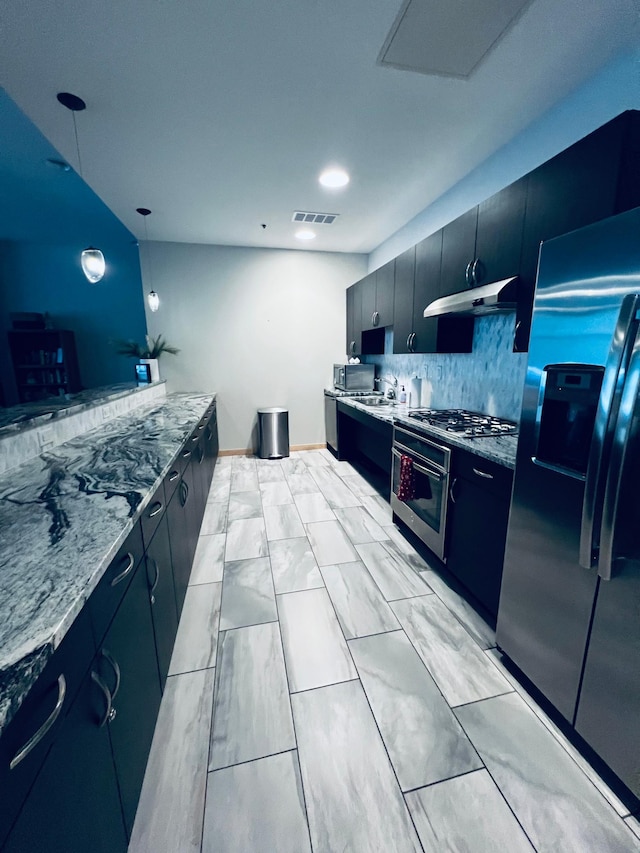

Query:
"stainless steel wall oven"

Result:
[[391, 423, 450, 561]]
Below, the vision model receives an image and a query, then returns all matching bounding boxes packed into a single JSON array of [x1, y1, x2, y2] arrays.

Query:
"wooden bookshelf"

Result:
[[8, 330, 82, 403]]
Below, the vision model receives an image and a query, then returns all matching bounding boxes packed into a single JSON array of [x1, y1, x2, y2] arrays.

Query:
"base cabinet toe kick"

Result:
[[0, 398, 218, 853]]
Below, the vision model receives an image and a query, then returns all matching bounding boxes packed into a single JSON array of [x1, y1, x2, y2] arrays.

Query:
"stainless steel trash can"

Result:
[[258, 407, 289, 459]]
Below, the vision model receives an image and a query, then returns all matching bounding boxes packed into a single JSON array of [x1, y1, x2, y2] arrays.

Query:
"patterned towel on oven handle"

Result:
[[397, 454, 416, 502]]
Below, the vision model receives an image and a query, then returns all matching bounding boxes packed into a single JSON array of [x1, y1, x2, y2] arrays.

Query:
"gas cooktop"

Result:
[[407, 408, 518, 437]]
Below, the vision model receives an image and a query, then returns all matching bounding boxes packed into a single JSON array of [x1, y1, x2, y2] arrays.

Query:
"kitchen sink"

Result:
[[357, 397, 395, 407]]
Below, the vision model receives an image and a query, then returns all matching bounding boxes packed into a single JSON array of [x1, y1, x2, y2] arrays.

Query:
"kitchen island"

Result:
[[0, 388, 218, 851]]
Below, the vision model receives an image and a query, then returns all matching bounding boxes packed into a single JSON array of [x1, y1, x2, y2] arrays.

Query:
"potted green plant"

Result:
[[114, 334, 180, 382]]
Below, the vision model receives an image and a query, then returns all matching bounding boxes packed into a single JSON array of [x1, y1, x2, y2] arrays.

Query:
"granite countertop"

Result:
[[0, 391, 214, 737], [338, 397, 518, 470], [0, 382, 166, 437]]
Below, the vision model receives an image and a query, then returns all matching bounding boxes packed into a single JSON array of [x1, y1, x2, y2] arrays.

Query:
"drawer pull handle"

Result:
[[168, 471, 179, 482], [91, 671, 114, 728], [148, 501, 163, 518], [191, 436, 198, 444], [182, 450, 192, 460], [101, 649, 121, 701], [111, 552, 135, 587], [10, 674, 67, 769], [472, 467, 494, 480]]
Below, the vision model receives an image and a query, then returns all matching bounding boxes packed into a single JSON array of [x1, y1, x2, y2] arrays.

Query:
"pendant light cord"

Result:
[[143, 215, 154, 289], [71, 111, 83, 178]]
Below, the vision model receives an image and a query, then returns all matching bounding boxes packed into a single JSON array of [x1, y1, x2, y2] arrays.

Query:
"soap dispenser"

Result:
[[399, 385, 407, 404]]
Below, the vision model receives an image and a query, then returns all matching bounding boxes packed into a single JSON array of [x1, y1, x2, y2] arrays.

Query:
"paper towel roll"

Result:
[[409, 377, 422, 408]]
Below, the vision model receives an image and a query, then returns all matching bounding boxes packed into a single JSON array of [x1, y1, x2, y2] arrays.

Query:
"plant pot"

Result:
[[139, 358, 160, 382]]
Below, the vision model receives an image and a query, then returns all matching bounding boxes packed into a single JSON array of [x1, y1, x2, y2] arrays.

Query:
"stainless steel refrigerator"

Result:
[[497, 205, 640, 798]]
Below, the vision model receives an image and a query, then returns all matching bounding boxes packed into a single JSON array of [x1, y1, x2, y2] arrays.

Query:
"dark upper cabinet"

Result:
[[515, 110, 640, 351], [360, 272, 377, 331], [346, 282, 362, 357], [474, 177, 528, 286], [374, 260, 395, 327], [439, 208, 478, 296], [361, 263, 394, 331], [392, 246, 416, 354], [392, 240, 473, 354], [345, 111, 640, 356], [413, 231, 443, 353]]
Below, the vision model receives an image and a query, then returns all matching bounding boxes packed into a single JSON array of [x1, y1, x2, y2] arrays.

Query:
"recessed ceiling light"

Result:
[[295, 228, 316, 241], [319, 168, 350, 189]]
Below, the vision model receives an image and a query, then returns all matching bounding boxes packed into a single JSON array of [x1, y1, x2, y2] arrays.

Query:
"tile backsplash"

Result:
[[361, 314, 527, 422]]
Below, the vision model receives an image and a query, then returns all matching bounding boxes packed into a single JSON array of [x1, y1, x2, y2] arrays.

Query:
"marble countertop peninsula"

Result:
[[0, 391, 214, 737], [0, 382, 166, 437], [338, 397, 518, 470]]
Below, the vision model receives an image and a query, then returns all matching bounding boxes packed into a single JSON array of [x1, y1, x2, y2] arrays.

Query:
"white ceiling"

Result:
[[0, 0, 637, 254]]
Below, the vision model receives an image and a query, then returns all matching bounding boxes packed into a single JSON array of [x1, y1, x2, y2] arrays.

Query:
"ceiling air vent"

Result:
[[292, 211, 339, 225]]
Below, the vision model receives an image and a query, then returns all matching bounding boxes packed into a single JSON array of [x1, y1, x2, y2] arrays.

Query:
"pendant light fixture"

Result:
[[137, 208, 159, 312], [57, 92, 106, 284]]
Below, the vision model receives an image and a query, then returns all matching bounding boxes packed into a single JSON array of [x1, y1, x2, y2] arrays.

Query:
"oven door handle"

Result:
[[393, 442, 448, 475], [392, 448, 446, 481]]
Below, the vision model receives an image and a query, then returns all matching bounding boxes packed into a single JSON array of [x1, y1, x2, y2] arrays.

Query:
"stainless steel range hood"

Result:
[[423, 276, 518, 318]]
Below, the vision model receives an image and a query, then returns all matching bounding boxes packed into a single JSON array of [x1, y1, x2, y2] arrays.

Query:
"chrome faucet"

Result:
[[376, 375, 398, 399]]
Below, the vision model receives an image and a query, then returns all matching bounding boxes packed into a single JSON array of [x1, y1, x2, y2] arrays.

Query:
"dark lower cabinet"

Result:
[[94, 556, 162, 838], [2, 667, 127, 853], [167, 463, 195, 617], [145, 514, 179, 689], [336, 403, 392, 497], [446, 453, 513, 618], [0, 608, 95, 849], [0, 398, 217, 852]]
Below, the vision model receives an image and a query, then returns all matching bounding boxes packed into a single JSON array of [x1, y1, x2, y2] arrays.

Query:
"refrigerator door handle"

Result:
[[579, 293, 640, 569], [598, 325, 640, 580]]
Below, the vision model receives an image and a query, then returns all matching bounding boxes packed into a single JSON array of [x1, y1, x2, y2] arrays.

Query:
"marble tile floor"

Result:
[[129, 450, 640, 853]]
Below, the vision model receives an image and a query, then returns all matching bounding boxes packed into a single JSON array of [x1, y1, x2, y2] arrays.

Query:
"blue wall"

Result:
[[370, 49, 640, 270], [0, 89, 147, 405]]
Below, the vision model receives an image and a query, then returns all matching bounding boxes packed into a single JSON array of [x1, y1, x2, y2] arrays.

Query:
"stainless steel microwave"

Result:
[[333, 363, 375, 391]]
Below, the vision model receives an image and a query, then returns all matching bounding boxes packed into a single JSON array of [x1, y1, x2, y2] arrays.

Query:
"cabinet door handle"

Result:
[[9, 674, 67, 770], [406, 334, 412, 351], [179, 480, 189, 507], [449, 477, 458, 504], [471, 258, 480, 286], [149, 558, 160, 605], [350, 340, 356, 355], [514, 320, 522, 352], [472, 467, 494, 480], [148, 501, 163, 518], [168, 470, 179, 483], [111, 552, 135, 587], [91, 671, 115, 727], [100, 649, 121, 700], [465, 261, 472, 287], [409, 332, 416, 352]]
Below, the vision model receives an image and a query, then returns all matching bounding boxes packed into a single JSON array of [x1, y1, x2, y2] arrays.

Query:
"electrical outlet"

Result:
[[38, 426, 54, 450]]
